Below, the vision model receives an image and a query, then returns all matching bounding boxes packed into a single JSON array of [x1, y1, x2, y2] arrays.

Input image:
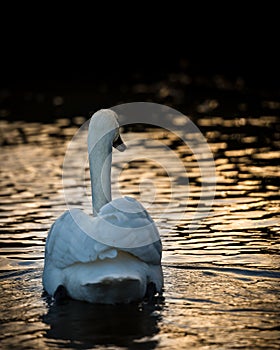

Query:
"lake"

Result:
[[0, 101, 279, 349]]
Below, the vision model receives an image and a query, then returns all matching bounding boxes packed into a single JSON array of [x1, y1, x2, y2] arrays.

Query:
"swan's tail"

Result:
[[63, 252, 149, 304]]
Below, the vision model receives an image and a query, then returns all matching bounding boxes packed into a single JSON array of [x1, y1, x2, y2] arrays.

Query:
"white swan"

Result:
[[43, 109, 163, 304]]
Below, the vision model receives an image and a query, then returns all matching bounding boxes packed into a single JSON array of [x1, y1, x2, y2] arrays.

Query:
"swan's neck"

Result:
[[88, 131, 113, 216]]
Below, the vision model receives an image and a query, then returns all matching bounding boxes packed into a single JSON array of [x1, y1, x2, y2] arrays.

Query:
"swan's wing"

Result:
[[45, 209, 117, 269], [45, 197, 162, 269], [95, 196, 162, 265]]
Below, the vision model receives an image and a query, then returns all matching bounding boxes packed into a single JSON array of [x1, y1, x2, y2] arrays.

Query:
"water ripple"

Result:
[[0, 115, 279, 349]]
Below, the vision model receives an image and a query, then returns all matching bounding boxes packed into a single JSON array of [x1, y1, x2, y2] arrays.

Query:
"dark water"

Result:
[[0, 109, 280, 349]]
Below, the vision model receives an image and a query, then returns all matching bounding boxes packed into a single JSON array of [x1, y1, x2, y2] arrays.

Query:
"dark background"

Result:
[[1, 9, 280, 122]]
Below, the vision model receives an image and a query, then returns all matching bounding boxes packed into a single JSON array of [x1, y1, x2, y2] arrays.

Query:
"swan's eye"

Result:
[[113, 132, 120, 143]]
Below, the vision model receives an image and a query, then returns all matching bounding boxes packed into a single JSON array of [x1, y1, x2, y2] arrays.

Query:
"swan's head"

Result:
[[89, 109, 126, 152]]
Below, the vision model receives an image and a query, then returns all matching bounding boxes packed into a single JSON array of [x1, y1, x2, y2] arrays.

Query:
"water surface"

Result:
[[0, 113, 279, 349]]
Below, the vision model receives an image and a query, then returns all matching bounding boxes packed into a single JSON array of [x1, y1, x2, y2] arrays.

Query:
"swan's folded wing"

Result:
[[45, 197, 162, 268], [95, 197, 162, 265], [45, 209, 117, 269]]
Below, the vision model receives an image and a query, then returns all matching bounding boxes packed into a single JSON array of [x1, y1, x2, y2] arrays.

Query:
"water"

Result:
[[0, 112, 279, 349]]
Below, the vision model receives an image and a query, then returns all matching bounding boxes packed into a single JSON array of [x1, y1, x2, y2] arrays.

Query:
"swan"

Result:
[[43, 109, 163, 304]]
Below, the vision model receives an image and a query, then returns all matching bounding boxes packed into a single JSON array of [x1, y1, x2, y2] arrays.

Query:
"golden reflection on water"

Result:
[[0, 115, 279, 349]]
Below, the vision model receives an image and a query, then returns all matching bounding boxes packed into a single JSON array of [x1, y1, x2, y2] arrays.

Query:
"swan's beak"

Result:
[[113, 135, 127, 152]]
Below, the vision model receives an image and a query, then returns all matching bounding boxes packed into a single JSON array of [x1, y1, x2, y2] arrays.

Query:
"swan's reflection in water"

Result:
[[43, 299, 161, 349]]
